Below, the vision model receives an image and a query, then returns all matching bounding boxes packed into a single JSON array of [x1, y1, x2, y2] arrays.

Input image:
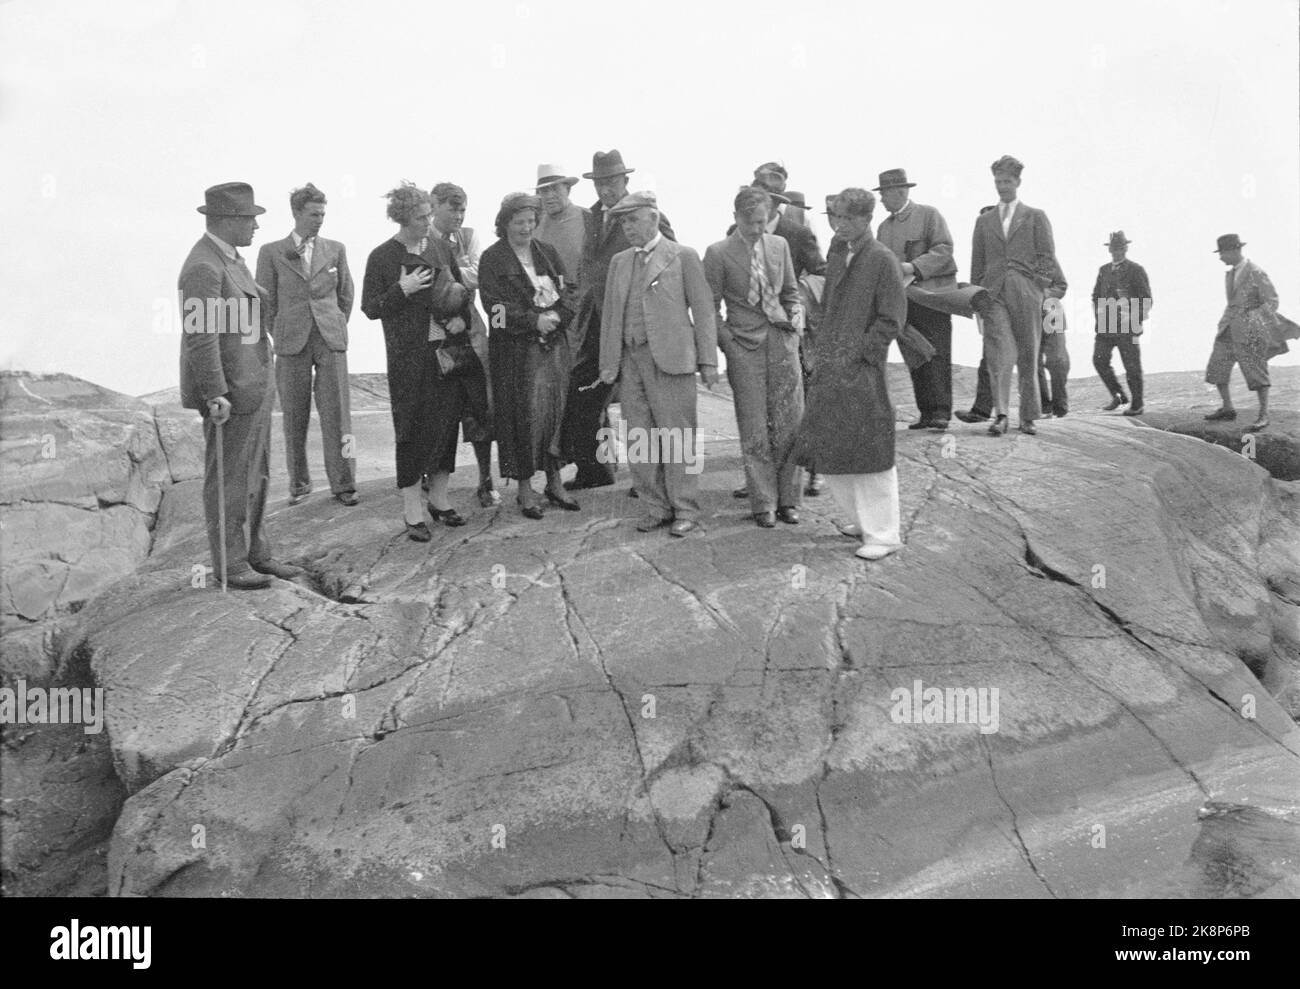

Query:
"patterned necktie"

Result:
[[300, 237, 313, 274], [747, 241, 785, 324]]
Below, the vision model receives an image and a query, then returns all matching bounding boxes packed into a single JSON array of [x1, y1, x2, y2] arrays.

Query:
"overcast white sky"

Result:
[[1, 0, 1297, 396]]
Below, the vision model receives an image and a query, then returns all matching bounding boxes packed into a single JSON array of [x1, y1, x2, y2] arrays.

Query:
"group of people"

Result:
[[177, 153, 1296, 587]]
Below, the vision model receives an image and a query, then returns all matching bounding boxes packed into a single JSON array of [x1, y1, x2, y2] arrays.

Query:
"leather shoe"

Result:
[[956, 410, 990, 423], [1204, 408, 1237, 421], [753, 511, 776, 528], [429, 506, 466, 527], [564, 476, 613, 492], [405, 521, 432, 542], [1102, 393, 1127, 411], [1052, 409, 1068, 419], [855, 543, 899, 561], [477, 482, 501, 507], [927, 420, 949, 430], [1245, 417, 1270, 432], [334, 491, 360, 506], [636, 514, 672, 532], [669, 519, 699, 537], [222, 568, 272, 590], [545, 489, 581, 511], [519, 504, 545, 520], [732, 485, 750, 499], [987, 415, 1009, 436], [251, 559, 303, 580], [1018, 421, 1038, 435], [1121, 406, 1145, 417], [839, 522, 863, 538], [288, 490, 310, 506], [907, 420, 930, 430], [775, 506, 799, 525], [804, 473, 825, 497], [627, 488, 639, 499]]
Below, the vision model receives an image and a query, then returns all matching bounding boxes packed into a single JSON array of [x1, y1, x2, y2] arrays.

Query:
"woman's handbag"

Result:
[[434, 333, 480, 378]]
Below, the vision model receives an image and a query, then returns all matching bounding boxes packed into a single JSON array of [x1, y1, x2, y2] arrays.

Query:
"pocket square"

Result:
[[329, 266, 337, 273]]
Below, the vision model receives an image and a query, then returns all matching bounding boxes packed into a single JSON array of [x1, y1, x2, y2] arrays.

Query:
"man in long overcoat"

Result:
[[794, 188, 906, 560]]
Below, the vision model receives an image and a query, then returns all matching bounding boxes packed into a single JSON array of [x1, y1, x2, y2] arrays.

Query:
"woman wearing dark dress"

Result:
[[360, 182, 483, 540], [478, 192, 578, 518]]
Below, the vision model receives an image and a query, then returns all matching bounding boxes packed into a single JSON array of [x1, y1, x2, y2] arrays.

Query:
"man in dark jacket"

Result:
[[1092, 230, 1151, 413], [562, 149, 674, 491]]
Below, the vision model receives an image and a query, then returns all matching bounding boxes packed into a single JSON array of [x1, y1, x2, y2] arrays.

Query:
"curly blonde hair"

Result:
[[384, 180, 430, 225]]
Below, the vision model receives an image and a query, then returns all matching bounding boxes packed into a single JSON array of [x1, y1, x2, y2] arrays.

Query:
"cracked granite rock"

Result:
[[61, 403, 1300, 897]]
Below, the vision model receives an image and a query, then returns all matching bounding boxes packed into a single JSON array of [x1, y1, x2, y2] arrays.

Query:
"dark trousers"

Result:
[[1037, 326, 1070, 416], [561, 377, 616, 484], [203, 381, 273, 576], [276, 327, 355, 496], [969, 357, 993, 418], [906, 304, 953, 421], [1093, 333, 1143, 407]]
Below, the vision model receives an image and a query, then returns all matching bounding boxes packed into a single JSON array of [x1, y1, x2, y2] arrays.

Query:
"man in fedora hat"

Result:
[[969, 156, 1065, 436], [1204, 234, 1299, 431], [255, 183, 358, 509], [180, 182, 302, 589], [875, 168, 957, 430], [562, 150, 675, 493], [599, 191, 716, 536], [753, 161, 809, 228], [1091, 230, 1152, 414]]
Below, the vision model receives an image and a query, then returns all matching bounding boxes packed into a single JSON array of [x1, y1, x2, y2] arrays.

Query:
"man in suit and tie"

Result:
[[563, 150, 675, 493], [1205, 234, 1299, 432], [599, 192, 717, 536], [256, 183, 358, 508], [180, 182, 301, 589], [1092, 230, 1152, 414], [969, 156, 1065, 436], [705, 187, 805, 527]]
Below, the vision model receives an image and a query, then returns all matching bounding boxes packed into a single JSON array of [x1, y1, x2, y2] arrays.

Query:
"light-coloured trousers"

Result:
[[982, 272, 1044, 421], [826, 469, 901, 549], [276, 327, 355, 495], [619, 340, 701, 521], [725, 325, 805, 514]]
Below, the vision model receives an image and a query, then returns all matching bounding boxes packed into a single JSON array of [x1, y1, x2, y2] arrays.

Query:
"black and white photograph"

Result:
[[1, 0, 1297, 950]]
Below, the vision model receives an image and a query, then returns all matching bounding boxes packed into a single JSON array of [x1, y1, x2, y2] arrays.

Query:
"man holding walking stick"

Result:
[[180, 182, 302, 590]]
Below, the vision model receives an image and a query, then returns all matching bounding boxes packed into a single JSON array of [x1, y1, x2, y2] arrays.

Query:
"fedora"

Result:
[[197, 182, 265, 216], [781, 190, 811, 209], [1106, 231, 1131, 248], [873, 168, 916, 191], [583, 150, 635, 181], [1214, 233, 1245, 253], [743, 183, 791, 207], [535, 164, 579, 191]]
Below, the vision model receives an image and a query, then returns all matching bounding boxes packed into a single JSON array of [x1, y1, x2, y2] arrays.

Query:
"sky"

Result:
[[1, 0, 1297, 397]]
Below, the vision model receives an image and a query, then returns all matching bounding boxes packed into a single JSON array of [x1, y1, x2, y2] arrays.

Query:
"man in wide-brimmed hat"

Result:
[[562, 150, 675, 493], [535, 164, 588, 294], [180, 182, 302, 589], [1091, 230, 1152, 414], [874, 168, 958, 430], [1204, 234, 1299, 431]]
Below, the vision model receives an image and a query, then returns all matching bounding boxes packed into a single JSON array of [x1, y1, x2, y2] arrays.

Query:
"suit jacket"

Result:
[[178, 234, 271, 414], [1092, 258, 1152, 334], [702, 231, 801, 349], [794, 234, 906, 475], [600, 238, 717, 380], [1218, 260, 1300, 356], [256, 235, 353, 356], [970, 201, 1065, 299], [774, 214, 826, 278]]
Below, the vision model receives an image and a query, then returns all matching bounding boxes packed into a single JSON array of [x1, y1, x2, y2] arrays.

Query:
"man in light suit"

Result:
[[705, 187, 805, 527], [256, 183, 357, 507], [180, 182, 301, 589], [969, 156, 1064, 436], [599, 192, 718, 536], [1205, 234, 1300, 432]]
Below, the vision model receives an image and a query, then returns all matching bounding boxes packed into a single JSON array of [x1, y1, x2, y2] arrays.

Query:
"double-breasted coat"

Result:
[[478, 237, 576, 478], [794, 233, 906, 475]]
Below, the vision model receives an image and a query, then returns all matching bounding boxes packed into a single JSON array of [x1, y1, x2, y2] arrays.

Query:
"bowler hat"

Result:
[[873, 168, 917, 191], [535, 164, 579, 191], [197, 182, 265, 216], [583, 150, 635, 181], [1214, 233, 1245, 253], [609, 190, 658, 216], [1106, 231, 1131, 248]]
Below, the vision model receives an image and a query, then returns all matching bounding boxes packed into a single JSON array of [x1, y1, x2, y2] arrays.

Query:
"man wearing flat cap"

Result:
[[179, 182, 301, 589], [599, 191, 717, 536], [563, 150, 675, 493], [1204, 234, 1299, 431], [875, 168, 958, 430], [1091, 231, 1152, 414], [969, 155, 1065, 436]]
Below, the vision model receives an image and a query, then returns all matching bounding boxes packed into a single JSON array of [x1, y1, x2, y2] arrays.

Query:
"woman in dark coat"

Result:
[[361, 182, 482, 540], [478, 192, 578, 518], [795, 188, 907, 560]]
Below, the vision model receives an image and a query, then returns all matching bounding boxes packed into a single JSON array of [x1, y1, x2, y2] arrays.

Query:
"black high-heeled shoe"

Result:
[[987, 414, 1009, 436], [545, 488, 580, 511], [428, 505, 466, 527]]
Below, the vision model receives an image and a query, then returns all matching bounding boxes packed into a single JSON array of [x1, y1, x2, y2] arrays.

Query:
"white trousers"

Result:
[[826, 468, 901, 549]]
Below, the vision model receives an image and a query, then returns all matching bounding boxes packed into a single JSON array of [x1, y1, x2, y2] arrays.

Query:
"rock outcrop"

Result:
[[67, 393, 1300, 897]]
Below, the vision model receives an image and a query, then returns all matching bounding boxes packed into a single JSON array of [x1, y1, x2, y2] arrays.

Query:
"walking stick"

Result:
[[215, 414, 227, 593]]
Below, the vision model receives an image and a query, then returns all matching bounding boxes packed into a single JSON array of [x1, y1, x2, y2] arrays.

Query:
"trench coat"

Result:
[[794, 233, 906, 475], [478, 237, 576, 478]]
